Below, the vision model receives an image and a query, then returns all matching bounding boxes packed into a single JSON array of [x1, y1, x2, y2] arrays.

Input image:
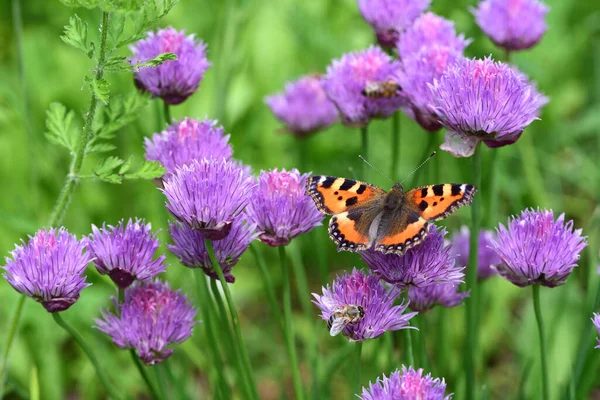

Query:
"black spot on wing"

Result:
[[432, 184, 444, 196], [346, 197, 358, 207], [419, 200, 428, 211], [420, 187, 428, 198], [337, 196, 343, 200], [451, 184, 461, 196], [407, 212, 420, 224], [356, 184, 367, 194], [339, 179, 356, 191], [322, 177, 336, 188]]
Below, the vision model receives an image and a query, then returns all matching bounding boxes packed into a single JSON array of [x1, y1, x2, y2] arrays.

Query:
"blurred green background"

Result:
[[0, 0, 599, 398]]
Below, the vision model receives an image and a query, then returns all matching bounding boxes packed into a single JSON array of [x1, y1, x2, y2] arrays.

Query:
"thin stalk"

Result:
[[164, 360, 189, 400], [361, 126, 368, 179], [52, 313, 122, 400], [437, 308, 448, 377], [130, 349, 162, 400], [278, 245, 304, 400], [0, 296, 26, 397], [205, 239, 259, 400], [532, 285, 549, 400], [315, 232, 329, 285], [486, 149, 499, 226], [163, 102, 171, 125], [404, 329, 415, 366], [416, 315, 427, 371], [250, 244, 282, 329], [391, 112, 400, 177], [465, 143, 482, 400], [193, 270, 229, 400], [154, 365, 168, 400], [353, 343, 363, 397], [410, 133, 437, 188], [384, 332, 394, 371]]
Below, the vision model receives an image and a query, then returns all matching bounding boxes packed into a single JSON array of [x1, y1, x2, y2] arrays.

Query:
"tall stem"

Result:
[[205, 239, 259, 400], [361, 126, 368, 179], [404, 329, 414, 366], [279, 245, 304, 400], [0, 296, 25, 397], [130, 349, 162, 400], [532, 285, 549, 400], [163, 102, 171, 125], [486, 149, 499, 226], [410, 133, 437, 188], [250, 244, 282, 328], [465, 143, 481, 400], [52, 313, 122, 400], [390, 112, 400, 177], [353, 342, 363, 397]]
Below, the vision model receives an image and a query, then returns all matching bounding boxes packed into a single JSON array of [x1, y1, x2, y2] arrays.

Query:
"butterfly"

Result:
[[306, 176, 476, 255]]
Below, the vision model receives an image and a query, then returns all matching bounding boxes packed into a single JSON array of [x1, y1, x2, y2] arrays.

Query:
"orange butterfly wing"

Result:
[[306, 176, 385, 215], [406, 183, 477, 221]]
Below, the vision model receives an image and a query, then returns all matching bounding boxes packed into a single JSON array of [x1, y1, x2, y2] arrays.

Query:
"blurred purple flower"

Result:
[[312, 268, 416, 342], [162, 158, 256, 240], [429, 57, 548, 157], [408, 283, 469, 313], [398, 45, 464, 131], [491, 209, 587, 288], [3, 228, 92, 313], [265, 75, 338, 138], [144, 118, 232, 175], [245, 169, 323, 246], [358, 0, 431, 49], [361, 226, 464, 288], [87, 218, 167, 289], [449, 226, 501, 280], [96, 280, 197, 365], [323, 46, 407, 127], [130, 27, 210, 105], [593, 313, 600, 349], [397, 12, 471, 59], [169, 218, 259, 283], [359, 366, 452, 400], [472, 0, 549, 52]]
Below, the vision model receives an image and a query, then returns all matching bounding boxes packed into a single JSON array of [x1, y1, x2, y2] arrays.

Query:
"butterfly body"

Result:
[[306, 176, 476, 255]]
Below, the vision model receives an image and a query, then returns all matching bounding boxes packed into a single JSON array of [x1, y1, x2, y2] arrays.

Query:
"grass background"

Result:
[[0, 0, 599, 398]]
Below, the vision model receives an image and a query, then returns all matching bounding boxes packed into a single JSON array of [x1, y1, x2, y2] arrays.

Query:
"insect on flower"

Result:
[[361, 79, 402, 98], [327, 304, 366, 336]]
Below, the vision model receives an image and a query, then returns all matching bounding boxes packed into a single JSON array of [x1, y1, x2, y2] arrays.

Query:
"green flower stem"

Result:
[[391, 112, 401, 177], [353, 342, 363, 397], [384, 332, 394, 371], [361, 126, 368, 179], [437, 308, 448, 376], [205, 239, 259, 400], [1, 12, 112, 399], [154, 364, 168, 400], [130, 349, 162, 400], [416, 315, 427, 370], [193, 270, 230, 400], [532, 285, 550, 400], [163, 102, 171, 125], [465, 142, 482, 400], [250, 244, 282, 329], [163, 360, 189, 400], [404, 329, 414, 366], [485, 149, 500, 226], [410, 132, 437, 188], [278, 245, 305, 400], [52, 313, 122, 400]]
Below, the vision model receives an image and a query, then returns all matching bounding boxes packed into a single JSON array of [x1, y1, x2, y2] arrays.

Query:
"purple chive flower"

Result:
[[96, 280, 197, 365], [265, 75, 338, 138], [169, 218, 259, 283], [449, 226, 501, 280], [592, 313, 600, 349], [312, 268, 416, 342], [408, 283, 469, 313], [397, 12, 471, 59], [162, 158, 256, 240], [323, 46, 406, 127], [144, 118, 232, 175], [490, 209, 587, 288], [472, 0, 549, 52], [358, 0, 431, 49], [359, 366, 451, 400], [429, 57, 549, 157], [361, 226, 464, 288], [398, 45, 464, 131], [130, 27, 211, 105], [87, 219, 167, 289], [2, 228, 92, 313], [245, 169, 323, 247]]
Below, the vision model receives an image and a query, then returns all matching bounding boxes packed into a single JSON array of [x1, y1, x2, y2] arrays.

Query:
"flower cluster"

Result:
[[449, 226, 500, 280], [130, 27, 211, 105], [96, 280, 197, 365], [491, 209, 587, 287], [3, 228, 92, 313], [312, 268, 416, 342], [145, 118, 233, 175], [359, 366, 452, 400], [429, 57, 548, 157], [265, 75, 338, 138], [245, 169, 323, 246], [408, 283, 469, 313]]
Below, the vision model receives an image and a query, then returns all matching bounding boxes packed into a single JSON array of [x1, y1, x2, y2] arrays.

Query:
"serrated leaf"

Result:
[[118, 157, 132, 174], [95, 156, 125, 176], [95, 91, 149, 138], [131, 52, 177, 71], [86, 142, 117, 154], [124, 160, 165, 180], [85, 76, 110, 105], [108, 13, 126, 50], [115, 0, 178, 49], [61, 15, 93, 57], [45, 103, 77, 151], [59, 0, 148, 12]]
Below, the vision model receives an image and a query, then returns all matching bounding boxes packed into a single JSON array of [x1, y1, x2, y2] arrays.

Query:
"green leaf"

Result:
[[124, 160, 165, 180], [93, 156, 126, 184], [85, 76, 110, 105], [96, 91, 149, 138], [45, 103, 77, 151], [118, 157, 132, 174], [115, 0, 178, 49], [131, 52, 177, 71], [104, 52, 176, 73], [59, 0, 148, 12], [61, 15, 94, 58], [85, 141, 116, 154]]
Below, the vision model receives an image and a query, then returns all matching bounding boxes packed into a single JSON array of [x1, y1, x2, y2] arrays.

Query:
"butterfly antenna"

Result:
[[399, 151, 437, 185], [358, 155, 394, 183]]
